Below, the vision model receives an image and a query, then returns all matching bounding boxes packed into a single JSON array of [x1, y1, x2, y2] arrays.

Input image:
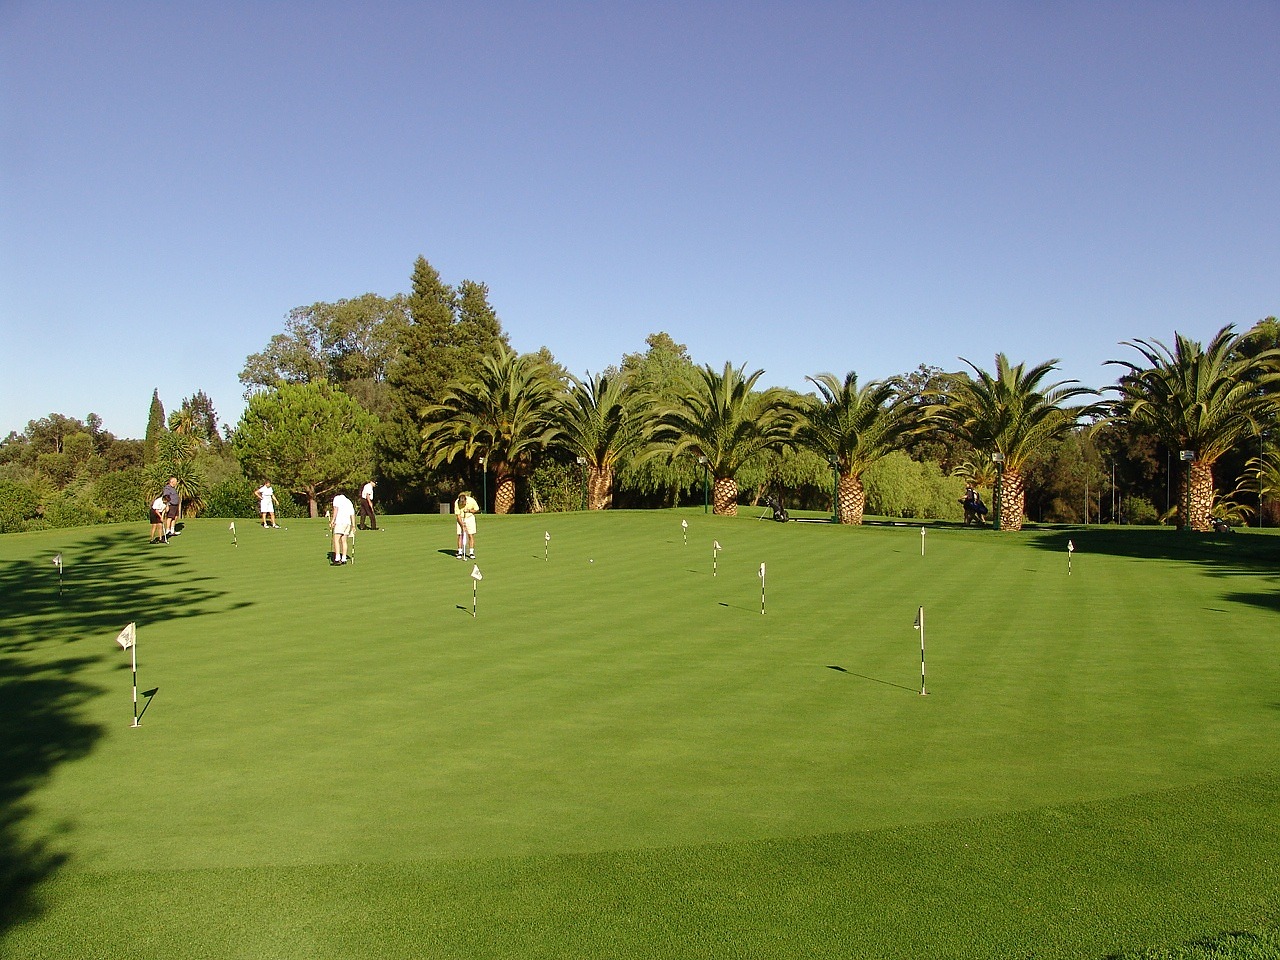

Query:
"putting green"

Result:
[[3, 511, 1279, 957]]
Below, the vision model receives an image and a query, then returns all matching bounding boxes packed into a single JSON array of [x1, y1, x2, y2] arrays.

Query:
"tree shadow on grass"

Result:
[[1028, 526, 1280, 615], [0, 528, 244, 942]]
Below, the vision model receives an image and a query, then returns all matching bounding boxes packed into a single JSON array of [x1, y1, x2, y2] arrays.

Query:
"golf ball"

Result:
[[589, 559, 594, 563]]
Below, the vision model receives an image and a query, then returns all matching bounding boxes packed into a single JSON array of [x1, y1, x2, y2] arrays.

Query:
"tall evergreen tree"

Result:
[[144, 389, 166, 465]]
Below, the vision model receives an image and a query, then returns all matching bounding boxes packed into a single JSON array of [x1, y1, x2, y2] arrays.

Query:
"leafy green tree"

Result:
[[1108, 325, 1280, 531], [421, 348, 560, 514], [554, 372, 651, 509], [144, 389, 165, 465], [233, 381, 377, 517], [925, 355, 1100, 531], [862, 451, 965, 521], [793, 372, 917, 524], [0, 478, 40, 532], [614, 333, 703, 506], [652, 362, 797, 516]]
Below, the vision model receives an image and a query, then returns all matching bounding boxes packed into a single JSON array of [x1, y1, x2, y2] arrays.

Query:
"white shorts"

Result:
[[456, 515, 476, 536], [332, 520, 353, 537], [259, 499, 273, 513]]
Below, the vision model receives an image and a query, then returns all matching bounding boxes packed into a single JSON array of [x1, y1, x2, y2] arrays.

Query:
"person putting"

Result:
[[330, 491, 355, 565], [149, 493, 168, 544], [455, 489, 479, 560]]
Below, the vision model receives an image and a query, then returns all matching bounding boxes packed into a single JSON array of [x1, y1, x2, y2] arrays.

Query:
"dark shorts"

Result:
[[166, 504, 179, 519], [150, 509, 163, 523]]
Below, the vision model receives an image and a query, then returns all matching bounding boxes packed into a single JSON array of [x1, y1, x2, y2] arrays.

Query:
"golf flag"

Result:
[[914, 606, 927, 695], [758, 562, 766, 579], [470, 565, 482, 618], [681, 518, 688, 544], [115, 622, 140, 726], [920, 526, 926, 556], [545, 531, 550, 541], [1068, 539, 1075, 553], [544, 530, 550, 562], [712, 540, 721, 577], [471, 565, 484, 581], [714, 540, 721, 551], [53, 553, 62, 570], [758, 562, 766, 615]]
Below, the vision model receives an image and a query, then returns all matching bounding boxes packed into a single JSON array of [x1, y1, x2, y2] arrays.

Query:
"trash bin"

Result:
[[439, 502, 451, 514]]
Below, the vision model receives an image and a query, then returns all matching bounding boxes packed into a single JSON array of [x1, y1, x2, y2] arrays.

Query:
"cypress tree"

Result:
[[144, 389, 166, 464]]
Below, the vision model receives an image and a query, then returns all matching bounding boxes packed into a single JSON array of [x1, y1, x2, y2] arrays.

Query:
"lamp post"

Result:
[[828, 456, 840, 523], [480, 454, 488, 515], [991, 452, 1005, 531], [576, 456, 588, 511], [698, 456, 708, 514], [1179, 449, 1196, 532]]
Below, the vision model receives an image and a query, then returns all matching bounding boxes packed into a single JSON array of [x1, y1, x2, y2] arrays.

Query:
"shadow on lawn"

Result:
[[1028, 526, 1280, 614], [0, 528, 242, 940]]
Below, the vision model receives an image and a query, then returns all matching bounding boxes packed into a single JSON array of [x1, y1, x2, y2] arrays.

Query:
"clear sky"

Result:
[[2, 1, 1276, 440]]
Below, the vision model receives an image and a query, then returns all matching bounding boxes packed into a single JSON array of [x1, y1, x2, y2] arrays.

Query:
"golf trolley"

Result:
[[758, 495, 789, 522]]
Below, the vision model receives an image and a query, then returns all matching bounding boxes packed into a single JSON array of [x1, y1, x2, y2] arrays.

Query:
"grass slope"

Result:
[[2, 511, 1279, 957]]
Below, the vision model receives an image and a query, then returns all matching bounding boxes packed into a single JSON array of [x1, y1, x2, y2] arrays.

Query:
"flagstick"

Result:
[[472, 577, 477, 618], [759, 563, 766, 616], [130, 642, 140, 727], [682, 520, 688, 546], [917, 605, 928, 696], [921, 527, 926, 557], [544, 531, 550, 563], [712, 542, 719, 577]]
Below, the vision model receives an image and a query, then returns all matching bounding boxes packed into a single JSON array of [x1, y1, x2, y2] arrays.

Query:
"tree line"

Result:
[[3, 254, 1277, 533]]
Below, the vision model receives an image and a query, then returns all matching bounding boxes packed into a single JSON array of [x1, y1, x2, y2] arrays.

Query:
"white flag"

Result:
[[681, 520, 688, 529], [229, 522, 236, 533], [758, 562, 766, 579], [1067, 540, 1075, 553], [713, 540, 721, 551], [545, 531, 550, 541], [471, 565, 484, 581], [115, 622, 136, 650], [52, 553, 62, 569]]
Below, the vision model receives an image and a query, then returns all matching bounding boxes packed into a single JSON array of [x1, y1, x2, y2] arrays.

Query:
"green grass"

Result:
[[2, 510, 1279, 957]]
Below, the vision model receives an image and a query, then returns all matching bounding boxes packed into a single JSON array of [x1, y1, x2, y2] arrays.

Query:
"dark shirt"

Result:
[[163, 483, 179, 507]]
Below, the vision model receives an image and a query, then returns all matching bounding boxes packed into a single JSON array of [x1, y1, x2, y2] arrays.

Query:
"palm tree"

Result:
[[926, 355, 1099, 531], [421, 347, 560, 514], [794, 372, 916, 524], [1108, 326, 1280, 531], [555, 371, 651, 510], [653, 362, 795, 516]]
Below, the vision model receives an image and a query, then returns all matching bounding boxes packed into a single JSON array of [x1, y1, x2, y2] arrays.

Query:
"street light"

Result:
[[991, 452, 1005, 531], [1179, 449, 1196, 532], [480, 454, 488, 514], [575, 456, 588, 511], [698, 456, 708, 514], [828, 456, 840, 523]]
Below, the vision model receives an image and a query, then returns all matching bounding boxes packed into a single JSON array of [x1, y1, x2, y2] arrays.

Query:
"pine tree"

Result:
[[144, 389, 166, 464]]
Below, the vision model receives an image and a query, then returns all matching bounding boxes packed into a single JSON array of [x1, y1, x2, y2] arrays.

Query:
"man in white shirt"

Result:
[[358, 480, 377, 530], [330, 492, 356, 565]]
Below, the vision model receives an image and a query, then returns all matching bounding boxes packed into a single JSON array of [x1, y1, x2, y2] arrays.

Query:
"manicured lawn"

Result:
[[2, 511, 1278, 957]]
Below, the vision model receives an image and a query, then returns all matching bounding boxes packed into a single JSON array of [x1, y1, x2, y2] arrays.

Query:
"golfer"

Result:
[[358, 479, 377, 530], [330, 491, 356, 565], [454, 490, 479, 560], [149, 494, 168, 543], [256, 481, 280, 528], [163, 476, 181, 537]]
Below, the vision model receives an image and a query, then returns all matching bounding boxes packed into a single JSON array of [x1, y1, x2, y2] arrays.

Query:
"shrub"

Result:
[[863, 453, 965, 521], [1123, 496, 1160, 525], [0, 478, 40, 533], [203, 477, 260, 519], [42, 492, 107, 528], [91, 468, 148, 523]]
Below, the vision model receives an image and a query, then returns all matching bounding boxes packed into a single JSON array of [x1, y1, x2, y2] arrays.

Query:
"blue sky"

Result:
[[2, 1, 1276, 439]]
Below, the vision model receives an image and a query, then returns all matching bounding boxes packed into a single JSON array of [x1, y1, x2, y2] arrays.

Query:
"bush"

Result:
[[202, 477, 260, 519], [528, 462, 581, 513], [0, 478, 40, 533], [42, 493, 107, 528], [1123, 496, 1160, 525], [863, 453, 965, 521], [91, 468, 148, 523]]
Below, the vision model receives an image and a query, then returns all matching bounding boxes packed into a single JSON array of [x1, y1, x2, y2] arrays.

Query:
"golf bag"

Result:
[[764, 495, 789, 523], [1210, 517, 1231, 533], [960, 494, 989, 527]]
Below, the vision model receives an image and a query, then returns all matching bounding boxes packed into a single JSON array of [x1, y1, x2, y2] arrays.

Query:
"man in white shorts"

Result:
[[454, 490, 479, 560], [330, 491, 356, 565]]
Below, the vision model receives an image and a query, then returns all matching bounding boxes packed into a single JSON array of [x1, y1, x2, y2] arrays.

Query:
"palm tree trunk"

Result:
[[1187, 459, 1214, 532], [712, 476, 738, 516], [998, 469, 1026, 531], [494, 475, 516, 515], [837, 472, 866, 525], [587, 466, 613, 510]]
